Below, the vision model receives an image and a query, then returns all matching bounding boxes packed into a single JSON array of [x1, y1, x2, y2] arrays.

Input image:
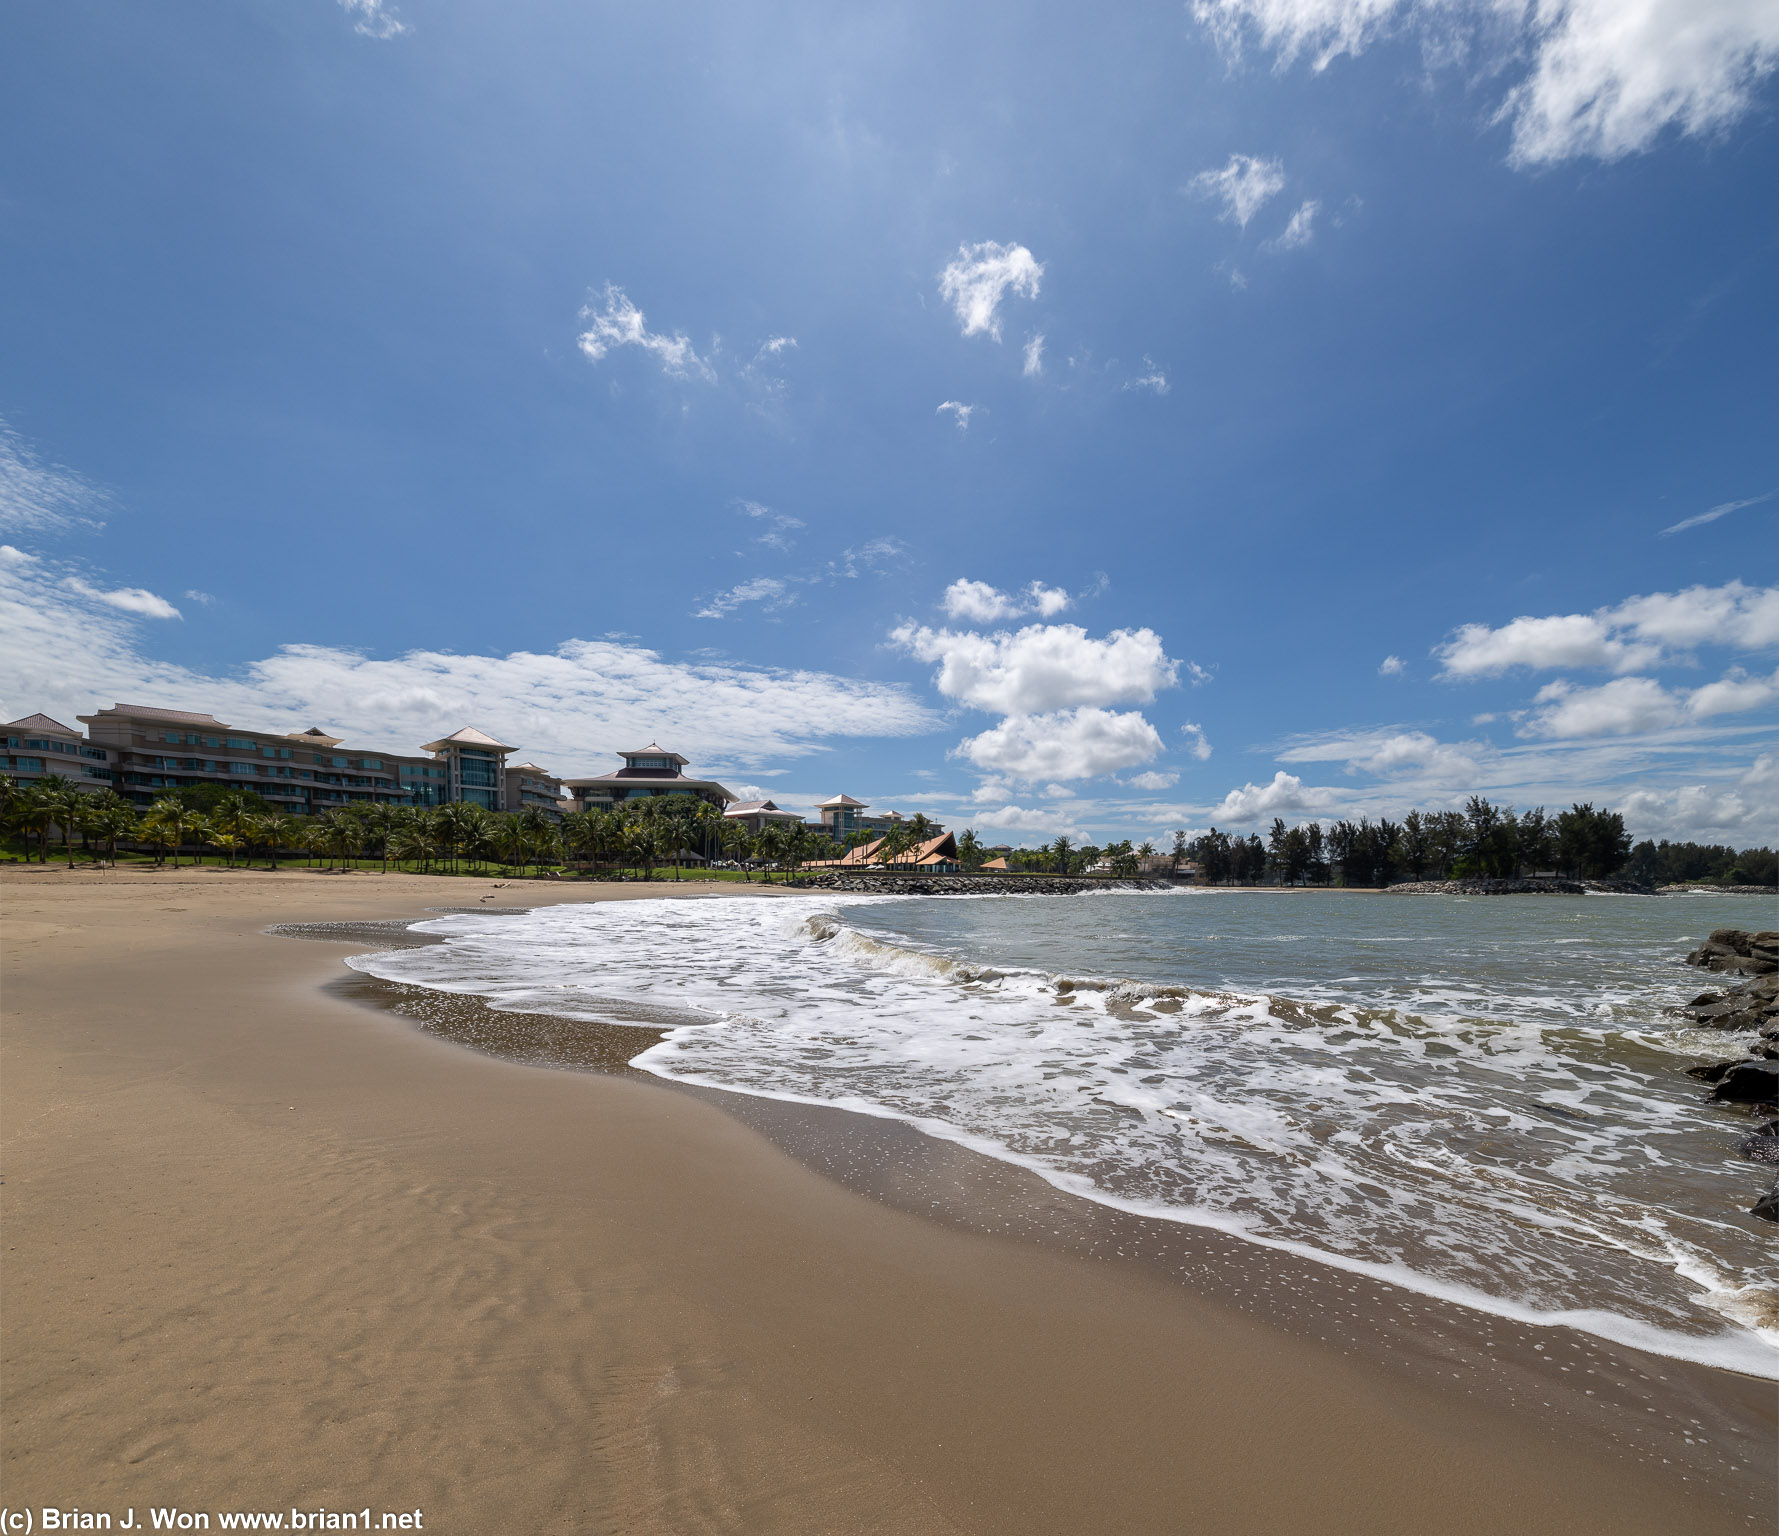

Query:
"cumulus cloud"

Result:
[[62, 577, 181, 620], [1659, 489, 1775, 537], [1023, 334, 1046, 376], [0, 549, 938, 769], [1379, 654, 1405, 676], [1263, 198, 1320, 251], [694, 577, 794, 620], [938, 242, 1044, 340], [941, 579, 1072, 624], [1435, 581, 1779, 677], [936, 400, 976, 430], [1521, 667, 1779, 737], [1187, 154, 1287, 227], [1617, 756, 1779, 842], [1210, 770, 1338, 823], [1189, 0, 1779, 167], [958, 708, 1165, 780], [577, 284, 715, 382], [339, 0, 408, 38], [0, 423, 106, 536], [891, 620, 1178, 715], [1180, 721, 1214, 760]]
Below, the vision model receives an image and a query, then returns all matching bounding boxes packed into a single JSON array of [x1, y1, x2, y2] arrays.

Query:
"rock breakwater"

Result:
[[1384, 878, 1655, 895], [1671, 929, 1779, 1221], [795, 873, 1171, 896]]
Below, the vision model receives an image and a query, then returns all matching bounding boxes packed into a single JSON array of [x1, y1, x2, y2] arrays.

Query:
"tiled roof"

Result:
[[92, 703, 227, 726], [5, 713, 79, 735]]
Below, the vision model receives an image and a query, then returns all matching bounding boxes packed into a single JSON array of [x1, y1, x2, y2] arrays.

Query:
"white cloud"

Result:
[[0, 423, 106, 536], [1659, 489, 1775, 537], [1187, 154, 1287, 227], [1522, 667, 1779, 736], [1279, 728, 1484, 781], [1124, 358, 1170, 394], [1127, 770, 1181, 790], [754, 337, 798, 359], [339, 0, 408, 38], [1379, 654, 1405, 676], [936, 401, 976, 430], [940, 579, 1072, 624], [1263, 198, 1320, 251], [694, 577, 794, 620], [970, 803, 1083, 836], [1210, 770, 1338, 824], [63, 577, 181, 620], [891, 620, 1178, 715], [1180, 721, 1214, 760], [1435, 581, 1779, 677], [577, 284, 715, 382], [1617, 756, 1779, 842], [0, 549, 937, 769], [184, 590, 216, 606], [958, 708, 1165, 781], [1189, 0, 1779, 167], [937, 242, 1044, 340], [1023, 334, 1046, 376], [738, 500, 804, 551]]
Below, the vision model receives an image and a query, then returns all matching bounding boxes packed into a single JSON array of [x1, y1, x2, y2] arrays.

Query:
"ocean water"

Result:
[[346, 888, 1779, 1376]]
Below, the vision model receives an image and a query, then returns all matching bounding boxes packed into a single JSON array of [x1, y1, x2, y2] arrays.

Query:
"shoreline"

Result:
[[5, 867, 1773, 1533]]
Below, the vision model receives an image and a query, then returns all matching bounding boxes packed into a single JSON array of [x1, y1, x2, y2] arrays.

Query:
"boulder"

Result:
[[1684, 929, 1779, 976], [1753, 1181, 1779, 1223], [1687, 1060, 1740, 1083], [1737, 1121, 1779, 1165], [1708, 1061, 1779, 1104]]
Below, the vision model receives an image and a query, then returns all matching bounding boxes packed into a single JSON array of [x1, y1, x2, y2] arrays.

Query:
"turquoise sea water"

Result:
[[350, 887, 1778, 1374]]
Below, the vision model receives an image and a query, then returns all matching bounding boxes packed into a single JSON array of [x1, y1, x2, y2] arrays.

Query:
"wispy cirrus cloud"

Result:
[[1263, 198, 1320, 251], [339, 0, 408, 39], [1189, 0, 1779, 167], [0, 423, 107, 537], [576, 283, 715, 382], [936, 400, 976, 430], [938, 241, 1043, 340], [1659, 489, 1775, 537], [1187, 154, 1286, 228]]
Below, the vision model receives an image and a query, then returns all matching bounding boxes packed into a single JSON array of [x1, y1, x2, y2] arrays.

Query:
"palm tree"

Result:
[[718, 817, 750, 879], [14, 782, 56, 863], [255, 812, 302, 869], [1050, 835, 1075, 875], [90, 794, 138, 866], [145, 795, 198, 868], [139, 815, 178, 867], [360, 801, 403, 874], [389, 814, 435, 872], [38, 779, 89, 866], [208, 790, 262, 868], [317, 810, 362, 870], [494, 814, 529, 875], [957, 828, 983, 871], [516, 806, 555, 875]]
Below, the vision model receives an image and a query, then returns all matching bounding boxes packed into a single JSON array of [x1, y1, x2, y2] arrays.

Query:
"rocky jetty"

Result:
[[1384, 878, 1653, 896], [1671, 929, 1779, 1221], [795, 873, 1169, 896]]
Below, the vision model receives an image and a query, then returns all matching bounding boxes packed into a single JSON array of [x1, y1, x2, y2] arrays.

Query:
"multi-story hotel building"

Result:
[[3, 714, 117, 793], [561, 744, 735, 814], [504, 760, 567, 820], [75, 703, 514, 813], [813, 794, 910, 841]]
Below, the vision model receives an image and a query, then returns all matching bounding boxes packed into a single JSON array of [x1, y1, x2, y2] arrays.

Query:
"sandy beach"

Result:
[[2, 866, 1770, 1534]]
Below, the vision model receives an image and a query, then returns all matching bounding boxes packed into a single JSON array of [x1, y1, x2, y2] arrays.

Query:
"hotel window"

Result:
[[227, 737, 254, 749], [81, 747, 107, 760], [13, 757, 42, 770]]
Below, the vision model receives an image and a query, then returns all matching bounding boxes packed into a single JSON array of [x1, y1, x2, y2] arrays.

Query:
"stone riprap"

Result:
[[794, 873, 1171, 896]]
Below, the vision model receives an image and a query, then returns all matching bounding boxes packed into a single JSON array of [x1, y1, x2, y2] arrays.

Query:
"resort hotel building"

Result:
[[3, 714, 118, 793], [59, 703, 530, 814], [561, 744, 736, 813]]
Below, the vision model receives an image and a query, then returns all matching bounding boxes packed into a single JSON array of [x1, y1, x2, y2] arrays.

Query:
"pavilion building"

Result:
[[723, 798, 807, 838]]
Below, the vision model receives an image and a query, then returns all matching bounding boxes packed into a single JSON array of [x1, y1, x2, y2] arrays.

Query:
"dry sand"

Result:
[[2, 865, 1769, 1534]]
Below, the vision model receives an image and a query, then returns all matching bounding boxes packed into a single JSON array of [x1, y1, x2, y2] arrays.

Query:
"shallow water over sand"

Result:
[[347, 887, 1778, 1375]]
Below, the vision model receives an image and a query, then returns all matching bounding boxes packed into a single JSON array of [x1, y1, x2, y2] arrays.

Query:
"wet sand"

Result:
[[3, 865, 1772, 1534]]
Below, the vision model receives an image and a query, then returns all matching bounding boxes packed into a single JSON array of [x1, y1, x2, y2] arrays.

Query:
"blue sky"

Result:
[[2, 0, 1775, 844]]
